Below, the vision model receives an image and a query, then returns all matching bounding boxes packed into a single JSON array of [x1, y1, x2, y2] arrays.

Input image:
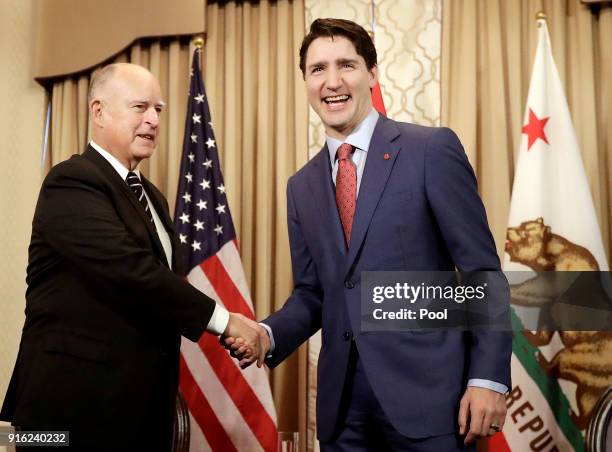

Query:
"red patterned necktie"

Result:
[[335, 143, 356, 245]]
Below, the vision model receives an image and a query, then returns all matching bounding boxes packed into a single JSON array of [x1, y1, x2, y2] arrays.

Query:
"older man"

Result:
[[1, 63, 261, 450]]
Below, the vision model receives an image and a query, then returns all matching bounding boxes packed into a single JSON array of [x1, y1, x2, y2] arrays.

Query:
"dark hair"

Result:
[[299, 18, 377, 76]]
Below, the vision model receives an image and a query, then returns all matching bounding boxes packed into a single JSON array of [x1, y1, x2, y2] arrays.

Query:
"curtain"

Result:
[[44, 0, 309, 441], [442, 0, 611, 262], [202, 0, 309, 437], [34, 0, 204, 80]]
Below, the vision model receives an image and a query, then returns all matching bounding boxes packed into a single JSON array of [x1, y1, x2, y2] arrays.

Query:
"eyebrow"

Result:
[[130, 99, 166, 107], [337, 58, 358, 66], [307, 58, 359, 71]]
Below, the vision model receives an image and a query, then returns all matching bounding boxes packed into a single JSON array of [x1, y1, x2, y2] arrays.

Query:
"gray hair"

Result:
[[88, 63, 123, 103]]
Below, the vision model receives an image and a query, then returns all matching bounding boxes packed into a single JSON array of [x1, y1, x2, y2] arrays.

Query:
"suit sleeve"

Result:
[[261, 180, 323, 368], [34, 162, 216, 342], [424, 127, 512, 388]]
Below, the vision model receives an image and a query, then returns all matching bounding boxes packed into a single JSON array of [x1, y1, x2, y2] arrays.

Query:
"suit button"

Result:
[[344, 280, 355, 289], [343, 331, 352, 341]]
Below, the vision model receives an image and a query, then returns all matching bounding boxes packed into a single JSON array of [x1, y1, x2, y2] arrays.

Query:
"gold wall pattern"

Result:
[[303, 1, 441, 450]]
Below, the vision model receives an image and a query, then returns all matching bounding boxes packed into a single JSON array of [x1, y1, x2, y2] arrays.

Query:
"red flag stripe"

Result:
[[217, 241, 254, 310], [198, 330, 277, 451], [200, 254, 255, 319], [188, 263, 278, 420], [194, 257, 277, 449], [371, 81, 387, 116], [182, 337, 264, 450], [488, 432, 511, 451], [179, 354, 238, 452], [188, 420, 212, 452]]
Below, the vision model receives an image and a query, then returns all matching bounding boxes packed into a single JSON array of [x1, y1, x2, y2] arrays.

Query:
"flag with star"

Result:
[[490, 17, 609, 452], [174, 47, 277, 452]]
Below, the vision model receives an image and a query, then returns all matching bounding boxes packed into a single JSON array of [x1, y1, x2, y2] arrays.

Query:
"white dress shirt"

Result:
[[90, 141, 229, 335], [327, 108, 379, 195]]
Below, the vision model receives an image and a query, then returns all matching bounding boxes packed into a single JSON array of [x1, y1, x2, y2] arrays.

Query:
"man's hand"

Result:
[[222, 313, 270, 368], [458, 386, 507, 445]]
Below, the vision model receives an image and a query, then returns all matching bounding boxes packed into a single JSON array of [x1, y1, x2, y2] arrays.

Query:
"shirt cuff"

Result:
[[206, 304, 229, 336], [259, 322, 275, 357], [467, 379, 508, 394]]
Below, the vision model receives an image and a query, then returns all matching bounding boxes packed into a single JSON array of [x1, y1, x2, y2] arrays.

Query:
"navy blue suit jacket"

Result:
[[263, 116, 511, 441]]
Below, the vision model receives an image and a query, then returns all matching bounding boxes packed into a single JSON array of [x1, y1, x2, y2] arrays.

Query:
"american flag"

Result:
[[174, 48, 277, 452]]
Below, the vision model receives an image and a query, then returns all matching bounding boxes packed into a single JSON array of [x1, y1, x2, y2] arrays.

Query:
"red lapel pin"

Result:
[[383, 153, 390, 160]]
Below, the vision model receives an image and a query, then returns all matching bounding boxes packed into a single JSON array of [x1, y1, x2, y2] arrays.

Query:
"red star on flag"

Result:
[[522, 108, 550, 150]]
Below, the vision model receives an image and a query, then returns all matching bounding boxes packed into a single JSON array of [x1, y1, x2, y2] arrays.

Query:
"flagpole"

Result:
[[192, 35, 205, 49], [370, 0, 376, 43], [368, 0, 388, 116]]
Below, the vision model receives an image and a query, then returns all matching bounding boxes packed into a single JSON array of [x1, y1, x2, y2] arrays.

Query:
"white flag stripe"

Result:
[[502, 355, 573, 451], [187, 265, 225, 308], [186, 263, 278, 423], [189, 417, 212, 452], [186, 265, 258, 374], [236, 359, 278, 424], [215, 243, 278, 422], [217, 241, 255, 310], [181, 337, 264, 452]]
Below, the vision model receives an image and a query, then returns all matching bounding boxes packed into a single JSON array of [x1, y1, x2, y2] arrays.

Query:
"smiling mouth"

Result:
[[323, 95, 350, 105], [137, 134, 155, 142]]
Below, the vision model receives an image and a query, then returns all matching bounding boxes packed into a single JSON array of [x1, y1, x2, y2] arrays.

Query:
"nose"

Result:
[[144, 107, 160, 128], [324, 68, 342, 91]]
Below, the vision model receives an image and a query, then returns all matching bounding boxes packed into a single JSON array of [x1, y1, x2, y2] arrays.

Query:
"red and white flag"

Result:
[[494, 16, 609, 452], [174, 48, 278, 451]]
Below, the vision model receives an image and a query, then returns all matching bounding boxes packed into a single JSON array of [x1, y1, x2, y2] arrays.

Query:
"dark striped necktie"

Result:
[[126, 171, 154, 223]]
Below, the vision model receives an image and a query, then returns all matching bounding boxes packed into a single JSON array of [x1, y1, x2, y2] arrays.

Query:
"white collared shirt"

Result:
[[90, 141, 174, 269], [89, 141, 229, 336], [327, 108, 380, 197]]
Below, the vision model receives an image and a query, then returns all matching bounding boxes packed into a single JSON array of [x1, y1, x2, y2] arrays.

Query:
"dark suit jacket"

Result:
[[1, 146, 216, 450], [263, 116, 512, 441]]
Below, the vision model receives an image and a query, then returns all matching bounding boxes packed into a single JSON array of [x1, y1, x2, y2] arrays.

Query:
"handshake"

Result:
[[221, 313, 271, 369]]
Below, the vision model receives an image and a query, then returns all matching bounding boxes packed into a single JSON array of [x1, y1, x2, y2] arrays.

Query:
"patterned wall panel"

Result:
[[303, 1, 441, 450]]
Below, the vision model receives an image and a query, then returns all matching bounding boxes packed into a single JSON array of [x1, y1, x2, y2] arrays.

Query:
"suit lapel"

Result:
[[83, 146, 170, 268], [307, 146, 347, 257], [346, 117, 401, 271]]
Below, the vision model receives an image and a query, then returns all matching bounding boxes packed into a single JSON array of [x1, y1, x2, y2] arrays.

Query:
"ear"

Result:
[[368, 64, 378, 89], [89, 99, 104, 126]]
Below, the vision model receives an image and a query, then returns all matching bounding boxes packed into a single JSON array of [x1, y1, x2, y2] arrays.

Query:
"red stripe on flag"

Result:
[[199, 333, 277, 451], [179, 354, 238, 452], [371, 81, 387, 116], [487, 433, 511, 452], [200, 255, 254, 319]]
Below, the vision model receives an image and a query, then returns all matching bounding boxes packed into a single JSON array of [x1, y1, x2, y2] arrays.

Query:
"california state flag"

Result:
[[493, 17, 610, 452]]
